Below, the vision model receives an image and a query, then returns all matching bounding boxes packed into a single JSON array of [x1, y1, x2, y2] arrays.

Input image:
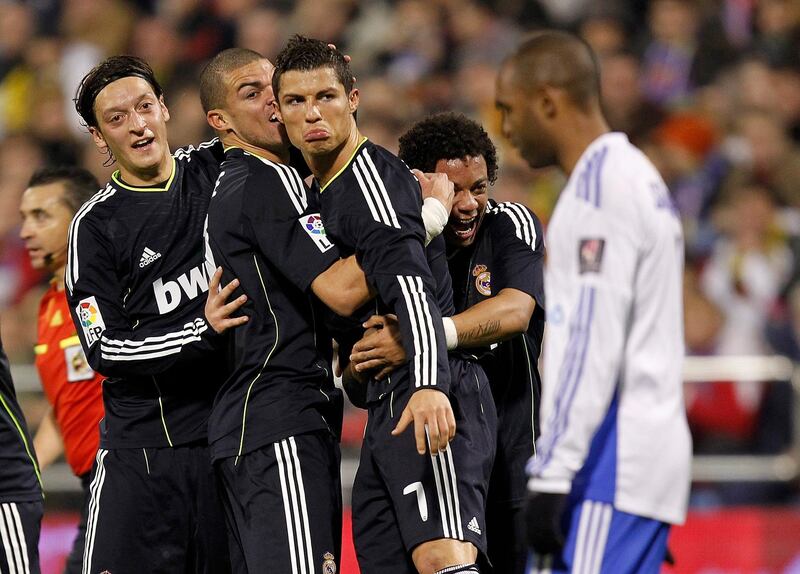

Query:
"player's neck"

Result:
[[52, 266, 66, 291], [222, 133, 289, 164], [118, 153, 174, 187], [308, 126, 364, 187], [558, 112, 610, 176]]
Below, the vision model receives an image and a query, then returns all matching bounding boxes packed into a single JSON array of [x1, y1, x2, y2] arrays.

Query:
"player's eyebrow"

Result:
[[237, 80, 264, 92], [471, 177, 488, 190], [101, 91, 153, 115]]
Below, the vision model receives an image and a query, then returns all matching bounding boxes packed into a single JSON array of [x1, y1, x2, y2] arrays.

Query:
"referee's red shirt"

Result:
[[34, 282, 104, 477]]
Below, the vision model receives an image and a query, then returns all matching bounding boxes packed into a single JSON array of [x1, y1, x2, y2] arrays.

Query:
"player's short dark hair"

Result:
[[28, 166, 100, 214], [199, 48, 264, 113], [398, 113, 498, 185], [272, 35, 354, 99], [508, 30, 600, 111], [74, 55, 164, 128]]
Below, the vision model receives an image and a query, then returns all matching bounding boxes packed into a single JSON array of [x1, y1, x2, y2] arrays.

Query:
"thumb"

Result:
[[391, 407, 414, 436]]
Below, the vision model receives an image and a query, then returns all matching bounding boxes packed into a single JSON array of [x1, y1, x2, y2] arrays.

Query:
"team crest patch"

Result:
[[579, 238, 605, 274], [322, 552, 337, 574], [76, 296, 105, 347], [299, 213, 335, 253], [65, 345, 94, 382], [473, 264, 491, 296]]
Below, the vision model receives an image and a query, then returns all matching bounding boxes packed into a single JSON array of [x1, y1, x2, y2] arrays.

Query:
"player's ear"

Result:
[[348, 88, 359, 114], [89, 126, 108, 153], [159, 95, 170, 122], [272, 100, 284, 125], [537, 87, 557, 120], [207, 109, 228, 132]]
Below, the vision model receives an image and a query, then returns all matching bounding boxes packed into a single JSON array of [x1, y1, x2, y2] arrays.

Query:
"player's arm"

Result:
[[527, 181, 640, 496], [66, 214, 218, 377], [310, 256, 373, 317], [32, 407, 63, 471]]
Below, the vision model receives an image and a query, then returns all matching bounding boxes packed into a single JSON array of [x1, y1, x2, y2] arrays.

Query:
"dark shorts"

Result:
[[82, 444, 230, 574], [63, 473, 91, 574], [215, 431, 342, 574], [352, 358, 497, 574], [0, 500, 41, 574]]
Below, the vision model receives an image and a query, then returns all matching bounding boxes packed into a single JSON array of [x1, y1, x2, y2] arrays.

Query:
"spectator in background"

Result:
[[20, 166, 104, 574]]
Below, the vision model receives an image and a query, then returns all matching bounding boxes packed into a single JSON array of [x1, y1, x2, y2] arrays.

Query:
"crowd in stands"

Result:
[[1, 0, 799, 503]]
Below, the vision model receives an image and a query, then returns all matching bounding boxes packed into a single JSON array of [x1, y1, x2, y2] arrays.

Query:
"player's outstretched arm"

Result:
[[32, 407, 63, 471], [449, 287, 535, 348], [205, 266, 249, 334]]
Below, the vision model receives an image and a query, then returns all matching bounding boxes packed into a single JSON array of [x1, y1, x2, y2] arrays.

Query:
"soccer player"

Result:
[[67, 56, 230, 573], [495, 31, 692, 573], [0, 335, 42, 574], [349, 112, 545, 574], [198, 47, 375, 573], [273, 36, 496, 574], [20, 166, 105, 574]]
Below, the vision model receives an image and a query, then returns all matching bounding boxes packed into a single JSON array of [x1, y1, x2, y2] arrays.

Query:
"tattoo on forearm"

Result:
[[462, 320, 501, 344]]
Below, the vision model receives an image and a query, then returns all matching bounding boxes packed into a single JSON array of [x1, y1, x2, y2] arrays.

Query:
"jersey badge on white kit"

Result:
[[578, 238, 605, 274]]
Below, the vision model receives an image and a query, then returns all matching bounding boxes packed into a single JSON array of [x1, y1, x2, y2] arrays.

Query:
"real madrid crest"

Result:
[[322, 552, 337, 574], [472, 264, 491, 296]]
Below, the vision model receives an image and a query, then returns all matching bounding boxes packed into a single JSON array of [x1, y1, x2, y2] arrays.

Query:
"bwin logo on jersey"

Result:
[[152, 264, 209, 314]]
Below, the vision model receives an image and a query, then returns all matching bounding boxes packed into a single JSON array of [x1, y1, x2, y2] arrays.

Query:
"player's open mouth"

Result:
[[269, 112, 279, 123], [132, 137, 155, 150], [451, 216, 477, 239]]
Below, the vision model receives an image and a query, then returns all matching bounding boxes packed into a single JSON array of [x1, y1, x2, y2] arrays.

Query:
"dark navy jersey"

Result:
[[0, 336, 42, 502], [65, 139, 228, 449], [448, 199, 545, 441], [204, 148, 343, 461], [317, 139, 451, 402]]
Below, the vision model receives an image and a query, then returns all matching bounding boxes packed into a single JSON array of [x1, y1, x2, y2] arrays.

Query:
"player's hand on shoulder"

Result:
[[392, 388, 456, 456], [205, 266, 249, 334], [350, 314, 405, 381], [413, 169, 454, 213], [525, 491, 568, 557]]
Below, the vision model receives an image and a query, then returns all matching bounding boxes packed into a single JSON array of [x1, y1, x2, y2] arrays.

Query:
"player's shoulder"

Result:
[[72, 182, 123, 229], [486, 199, 543, 249], [572, 133, 661, 212], [173, 138, 224, 166], [350, 139, 417, 187]]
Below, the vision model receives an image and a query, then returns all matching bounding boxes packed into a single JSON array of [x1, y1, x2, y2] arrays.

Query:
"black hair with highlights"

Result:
[[398, 113, 498, 184]]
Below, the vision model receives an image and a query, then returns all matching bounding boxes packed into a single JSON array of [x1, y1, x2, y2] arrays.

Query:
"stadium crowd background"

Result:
[[1, 0, 800, 567]]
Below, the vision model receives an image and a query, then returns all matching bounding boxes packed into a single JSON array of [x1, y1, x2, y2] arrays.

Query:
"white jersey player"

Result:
[[496, 31, 692, 574]]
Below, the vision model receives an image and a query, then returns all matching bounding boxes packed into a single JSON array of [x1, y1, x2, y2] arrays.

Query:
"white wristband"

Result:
[[421, 197, 449, 245], [442, 317, 458, 350]]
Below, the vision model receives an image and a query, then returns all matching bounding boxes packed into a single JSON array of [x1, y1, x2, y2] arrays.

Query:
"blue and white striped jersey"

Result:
[[65, 140, 228, 449], [317, 138, 451, 402], [528, 133, 691, 525]]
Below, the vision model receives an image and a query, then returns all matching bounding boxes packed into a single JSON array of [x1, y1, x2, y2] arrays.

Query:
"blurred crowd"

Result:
[[2, 0, 800, 503]]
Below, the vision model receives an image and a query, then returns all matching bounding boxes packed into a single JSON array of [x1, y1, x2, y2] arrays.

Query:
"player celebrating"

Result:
[[495, 31, 692, 573], [20, 167, 104, 574], [273, 36, 496, 574], [67, 56, 230, 573], [349, 112, 546, 574], [199, 47, 375, 573]]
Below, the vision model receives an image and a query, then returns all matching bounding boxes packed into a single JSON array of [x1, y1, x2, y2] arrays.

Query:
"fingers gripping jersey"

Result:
[[204, 148, 343, 461], [528, 133, 691, 525], [65, 140, 228, 448], [318, 139, 450, 401]]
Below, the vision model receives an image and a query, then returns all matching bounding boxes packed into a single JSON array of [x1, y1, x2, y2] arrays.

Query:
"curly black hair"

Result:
[[74, 55, 163, 129], [272, 35, 354, 99], [398, 113, 498, 184]]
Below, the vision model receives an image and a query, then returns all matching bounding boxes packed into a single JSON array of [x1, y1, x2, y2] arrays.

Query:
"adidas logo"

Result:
[[139, 247, 162, 268], [467, 516, 481, 535]]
